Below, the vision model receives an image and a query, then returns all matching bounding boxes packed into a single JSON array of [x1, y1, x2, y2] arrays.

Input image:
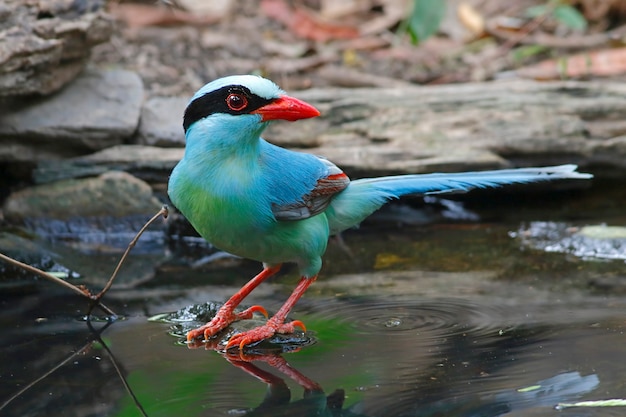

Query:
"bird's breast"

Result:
[[168, 163, 274, 253]]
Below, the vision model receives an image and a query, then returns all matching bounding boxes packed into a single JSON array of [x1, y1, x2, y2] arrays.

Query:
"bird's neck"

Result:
[[178, 118, 271, 195], [184, 117, 266, 171]]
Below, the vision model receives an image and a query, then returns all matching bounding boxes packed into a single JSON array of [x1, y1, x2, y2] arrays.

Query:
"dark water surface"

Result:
[[1, 181, 625, 417]]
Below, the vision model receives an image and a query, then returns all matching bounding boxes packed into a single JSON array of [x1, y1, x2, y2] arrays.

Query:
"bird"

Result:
[[168, 74, 592, 350]]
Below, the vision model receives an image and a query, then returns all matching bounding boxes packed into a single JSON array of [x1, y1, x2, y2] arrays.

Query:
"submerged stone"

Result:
[[2, 170, 165, 261], [4, 171, 162, 221], [513, 222, 626, 262], [578, 225, 626, 240], [152, 302, 315, 353], [0, 231, 77, 287]]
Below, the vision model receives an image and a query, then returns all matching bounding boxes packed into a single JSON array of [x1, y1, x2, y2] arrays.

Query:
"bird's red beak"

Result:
[[253, 95, 321, 122]]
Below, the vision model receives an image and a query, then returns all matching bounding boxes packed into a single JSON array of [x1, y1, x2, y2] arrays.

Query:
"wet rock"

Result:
[[34, 144, 184, 184], [2, 171, 166, 286], [588, 275, 626, 293], [513, 222, 626, 261], [0, 0, 113, 96], [0, 231, 77, 289], [137, 97, 187, 147], [0, 225, 166, 288], [152, 301, 314, 353], [578, 225, 626, 239], [0, 68, 144, 162], [4, 171, 161, 222]]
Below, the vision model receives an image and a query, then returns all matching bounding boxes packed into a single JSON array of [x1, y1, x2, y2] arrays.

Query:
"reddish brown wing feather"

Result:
[[272, 168, 350, 221]]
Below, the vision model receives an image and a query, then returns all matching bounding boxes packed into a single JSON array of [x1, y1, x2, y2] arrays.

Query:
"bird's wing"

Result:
[[271, 156, 350, 221], [259, 140, 350, 221]]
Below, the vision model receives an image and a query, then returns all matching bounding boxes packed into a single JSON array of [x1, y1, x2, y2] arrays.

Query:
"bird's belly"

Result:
[[186, 196, 268, 258], [171, 181, 328, 266], [195, 210, 328, 268]]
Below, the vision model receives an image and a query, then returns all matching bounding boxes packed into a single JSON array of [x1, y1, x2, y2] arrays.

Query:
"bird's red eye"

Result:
[[226, 93, 248, 111]]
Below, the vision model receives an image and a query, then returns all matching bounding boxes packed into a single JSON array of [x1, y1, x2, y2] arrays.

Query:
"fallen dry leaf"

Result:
[[108, 3, 220, 28], [320, 0, 372, 20], [457, 2, 485, 36], [261, 0, 359, 42], [177, 0, 234, 18]]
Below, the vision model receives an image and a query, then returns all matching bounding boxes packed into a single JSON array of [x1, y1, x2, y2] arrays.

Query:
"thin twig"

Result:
[[86, 320, 150, 417], [489, 22, 626, 51], [89, 205, 169, 311], [496, 12, 554, 57], [0, 321, 113, 411], [0, 319, 149, 416], [0, 205, 169, 317], [0, 252, 116, 316], [0, 344, 92, 410]]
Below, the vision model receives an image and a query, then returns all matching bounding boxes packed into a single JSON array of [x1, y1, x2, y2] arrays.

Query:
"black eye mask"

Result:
[[183, 85, 275, 133]]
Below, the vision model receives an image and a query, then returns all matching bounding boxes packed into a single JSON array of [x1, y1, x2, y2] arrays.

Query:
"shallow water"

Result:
[[1, 180, 626, 417]]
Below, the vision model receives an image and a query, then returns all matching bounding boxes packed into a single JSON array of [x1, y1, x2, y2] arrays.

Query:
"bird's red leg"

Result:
[[263, 355, 323, 392], [187, 264, 282, 342], [226, 354, 322, 392], [225, 275, 317, 350]]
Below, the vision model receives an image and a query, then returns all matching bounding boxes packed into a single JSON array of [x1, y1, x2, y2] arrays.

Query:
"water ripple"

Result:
[[309, 297, 509, 341]]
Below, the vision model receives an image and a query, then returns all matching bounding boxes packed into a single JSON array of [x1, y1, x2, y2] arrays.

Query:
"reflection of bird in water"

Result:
[[160, 302, 600, 416], [224, 354, 350, 417], [192, 335, 599, 417], [168, 74, 592, 350]]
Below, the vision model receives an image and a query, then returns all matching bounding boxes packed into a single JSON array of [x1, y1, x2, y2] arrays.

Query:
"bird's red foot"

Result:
[[186, 305, 268, 342], [225, 319, 306, 351]]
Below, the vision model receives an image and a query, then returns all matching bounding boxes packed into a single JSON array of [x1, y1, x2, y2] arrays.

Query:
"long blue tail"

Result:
[[326, 164, 591, 234]]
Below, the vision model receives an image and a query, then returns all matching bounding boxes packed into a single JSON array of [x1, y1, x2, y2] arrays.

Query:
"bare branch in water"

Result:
[[0, 338, 94, 411], [88, 205, 169, 313], [86, 320, 150, 417], [0, 252, 116, 316], [0, 319, 149, 417], [0, 205, 169, 318]]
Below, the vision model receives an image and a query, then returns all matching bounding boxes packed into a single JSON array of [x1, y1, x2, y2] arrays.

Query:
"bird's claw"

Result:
[[237, 304, 268, 319], [186, 304, 269, 342], [225, 319, 307, 351]]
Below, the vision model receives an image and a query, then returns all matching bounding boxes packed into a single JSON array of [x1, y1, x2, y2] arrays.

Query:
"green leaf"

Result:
[[47, 271, 70, 279], [517, 384, 542, 393], [511, 44, 549, 63], [557, 56, 569, 79], [557, 399, 626, 409], [524, 4, 548, 18], [553, 4, 588, 31], [406, 0, 446, 44]]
